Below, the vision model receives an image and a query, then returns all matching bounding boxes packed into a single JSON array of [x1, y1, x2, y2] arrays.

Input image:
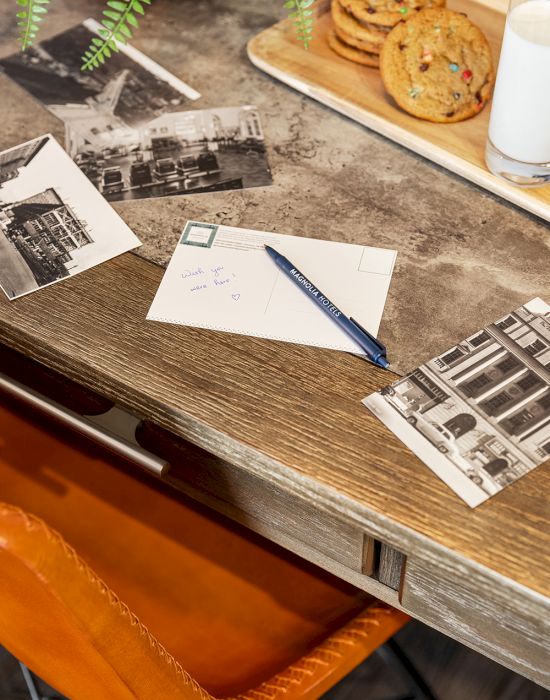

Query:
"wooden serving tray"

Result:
[[248, 0, 550, 221]]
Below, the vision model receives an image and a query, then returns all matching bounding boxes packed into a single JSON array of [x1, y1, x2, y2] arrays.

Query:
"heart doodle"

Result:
[[232, 293, 240, 301]]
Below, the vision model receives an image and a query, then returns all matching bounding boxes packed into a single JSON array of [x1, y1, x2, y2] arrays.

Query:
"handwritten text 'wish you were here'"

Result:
[[182, 266, 240, 300]]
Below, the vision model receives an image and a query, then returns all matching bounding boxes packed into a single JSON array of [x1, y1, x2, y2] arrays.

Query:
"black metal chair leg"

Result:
[[376, 638, 439, 700], [18, 662, 42, 700]]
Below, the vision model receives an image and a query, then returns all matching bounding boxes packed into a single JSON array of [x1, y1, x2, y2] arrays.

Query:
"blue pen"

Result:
[[264, 245, 389, 368]]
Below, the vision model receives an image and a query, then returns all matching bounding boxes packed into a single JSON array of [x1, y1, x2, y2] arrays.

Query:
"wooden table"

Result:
[[0, 0, 548, 691], [2, 252, 549, 689]]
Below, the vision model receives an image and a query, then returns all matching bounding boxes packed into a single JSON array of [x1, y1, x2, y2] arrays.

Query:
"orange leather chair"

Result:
[[0, 392, 410, 700]]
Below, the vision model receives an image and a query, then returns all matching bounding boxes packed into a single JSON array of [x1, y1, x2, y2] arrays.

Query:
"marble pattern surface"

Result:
[[0, 0, 548, 374]]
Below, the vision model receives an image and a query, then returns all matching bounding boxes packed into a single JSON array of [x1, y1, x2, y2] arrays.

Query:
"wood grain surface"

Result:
[[378, 545, 406, 591], [247, 0, 550, 221], [402, 556, 550, 688], [0, 253, 547, 593]]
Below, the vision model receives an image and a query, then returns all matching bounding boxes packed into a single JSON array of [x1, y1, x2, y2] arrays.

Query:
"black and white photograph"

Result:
[[364, 298, 550, 507], [66, 104, 273, 202], [0, 134, 141, 300], [0, 19, 200, 136], [0, 20, 273, 202]]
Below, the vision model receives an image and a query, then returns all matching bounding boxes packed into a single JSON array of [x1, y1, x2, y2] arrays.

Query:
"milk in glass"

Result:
[[486, 0, 550, 183]]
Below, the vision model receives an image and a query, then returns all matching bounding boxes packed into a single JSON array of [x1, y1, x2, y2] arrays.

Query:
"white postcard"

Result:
[[147, 221, 397, 354], [0, 134, 141, 300], [364, 298, 550, 507]]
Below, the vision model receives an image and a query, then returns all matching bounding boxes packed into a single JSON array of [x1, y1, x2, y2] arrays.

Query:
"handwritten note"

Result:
[[147, 221, 397, 353], [184, 265, 239, 298]]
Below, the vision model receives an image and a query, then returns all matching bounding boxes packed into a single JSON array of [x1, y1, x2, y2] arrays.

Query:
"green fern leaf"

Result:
[[285, 0, 315, 49], [103, 10, 122, 21], [81, 0, 151, 70], [17, 0, 49, 50], [126, 11, 138, 27]]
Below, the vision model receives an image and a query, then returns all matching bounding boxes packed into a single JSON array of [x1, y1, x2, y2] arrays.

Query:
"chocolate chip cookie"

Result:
[[332, 0, 386, 53], [341, 0, 446, 29], [380, 8, 494, 122], [327, 29, 381, 66]]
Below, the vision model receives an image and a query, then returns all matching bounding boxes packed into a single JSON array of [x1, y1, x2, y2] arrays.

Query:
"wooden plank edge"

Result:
[[164, 469, 403, 609]]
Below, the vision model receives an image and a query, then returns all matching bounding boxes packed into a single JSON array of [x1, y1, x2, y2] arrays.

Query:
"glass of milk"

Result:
[[485, 0, 550, 186]]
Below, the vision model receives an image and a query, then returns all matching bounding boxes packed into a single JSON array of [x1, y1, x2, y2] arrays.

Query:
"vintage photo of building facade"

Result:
[[0, 135, 140, 300], [0, 187, 92, 294], [364, 298, 550, 506]]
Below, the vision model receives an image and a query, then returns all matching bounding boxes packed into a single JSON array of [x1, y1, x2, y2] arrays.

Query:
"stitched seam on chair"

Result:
[[227, 604, 408, 700], [0, 540, 145, 700], [0, 504, 214, 700]]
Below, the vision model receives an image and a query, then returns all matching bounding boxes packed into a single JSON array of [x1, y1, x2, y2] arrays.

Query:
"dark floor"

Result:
[[324, 621, 550, 700], [1, 620, 548, 700]]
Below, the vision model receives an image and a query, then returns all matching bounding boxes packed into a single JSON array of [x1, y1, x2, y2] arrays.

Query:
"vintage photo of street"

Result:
[[364, 298, 550, 506], [66, 104, 273, 202], [0, 134, 140, 300]]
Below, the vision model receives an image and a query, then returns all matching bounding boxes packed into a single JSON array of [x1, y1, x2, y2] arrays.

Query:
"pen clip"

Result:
[[349, 317, 387, 356]]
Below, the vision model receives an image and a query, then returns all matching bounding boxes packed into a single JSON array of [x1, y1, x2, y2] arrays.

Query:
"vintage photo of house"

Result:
[[66, 104, 273, 202], [0, 19, 199, 136], [0, 21, 272, 201], [364, 298, 550, 507], [0, 134, 140, 300]]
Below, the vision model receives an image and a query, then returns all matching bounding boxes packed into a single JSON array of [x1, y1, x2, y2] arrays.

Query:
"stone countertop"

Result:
[[0, 0, 548, 374]]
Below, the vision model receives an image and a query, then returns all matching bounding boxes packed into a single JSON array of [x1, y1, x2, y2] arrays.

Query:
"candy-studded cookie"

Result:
[[332, 0, 386, 53], [380, 8, 494, 122], [327, 30, 380, 66], [341, 0, 446, 28]]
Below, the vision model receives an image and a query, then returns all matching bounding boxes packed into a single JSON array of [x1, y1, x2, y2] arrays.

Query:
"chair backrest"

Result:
[[0, 503, 213, 700]]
